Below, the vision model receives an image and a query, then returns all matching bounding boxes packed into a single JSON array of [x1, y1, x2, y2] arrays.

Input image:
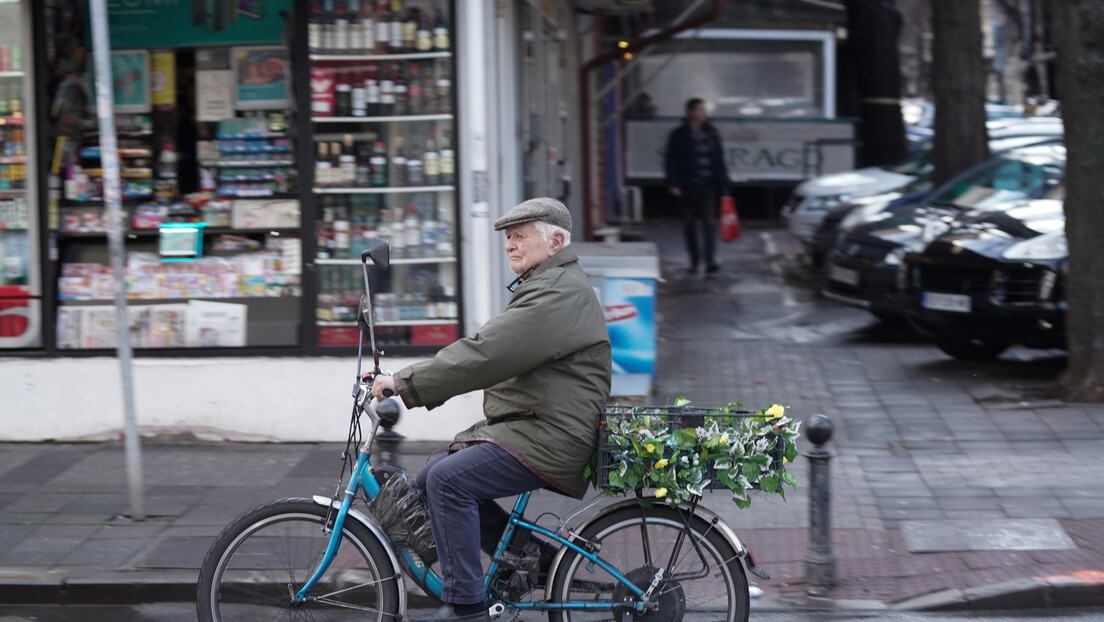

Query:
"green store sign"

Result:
[[92, 0, 292, 49]]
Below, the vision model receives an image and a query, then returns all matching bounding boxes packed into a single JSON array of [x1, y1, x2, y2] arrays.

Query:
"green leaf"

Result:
[[759, 474, 779, 493], [608, 470, 623, 488], [674, 396, 692, 407], [741, 462, 760, 480], [676, 427, 698, 446], [785, 442, 799, 463]]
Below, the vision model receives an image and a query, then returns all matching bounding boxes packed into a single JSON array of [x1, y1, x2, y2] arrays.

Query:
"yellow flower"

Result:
[[655, 487, 668, 498], [655, 458, 669, 469], [766, 404, 785, 419], [719, 433, 729, 445], [645, 443, 655, 453]]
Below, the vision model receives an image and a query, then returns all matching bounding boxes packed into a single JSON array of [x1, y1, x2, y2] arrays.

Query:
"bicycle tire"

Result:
[[547, 504, 749, 622], [196, 497, 402, 622]]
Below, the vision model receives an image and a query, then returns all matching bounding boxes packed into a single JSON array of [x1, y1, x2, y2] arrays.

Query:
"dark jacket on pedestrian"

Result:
[[664, 121, 730, 199], [394, 245, 613, 498]]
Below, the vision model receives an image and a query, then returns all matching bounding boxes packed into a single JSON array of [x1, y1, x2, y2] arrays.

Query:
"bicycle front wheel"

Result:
[[196, 497, 401, 622], [548, 504, 749, 622]]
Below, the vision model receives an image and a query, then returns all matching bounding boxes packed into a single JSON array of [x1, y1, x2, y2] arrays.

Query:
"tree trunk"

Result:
[[930, 0, 990, 186], [1050, 0, 1104, 401], [843, 0, 905, 167], [846, 0, 908, 167]]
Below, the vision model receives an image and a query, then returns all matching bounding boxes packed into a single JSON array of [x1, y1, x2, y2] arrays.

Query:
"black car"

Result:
[[822, 142, 1066, 321], [899, 196, 1066, 359]]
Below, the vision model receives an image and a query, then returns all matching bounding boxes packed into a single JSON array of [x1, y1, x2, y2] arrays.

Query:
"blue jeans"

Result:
[[415, 442, 546, 604]]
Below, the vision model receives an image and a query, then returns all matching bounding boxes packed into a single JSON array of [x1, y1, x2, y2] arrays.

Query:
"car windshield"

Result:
[[884, 147, 933, 176], [927, 154, 1064, 210]]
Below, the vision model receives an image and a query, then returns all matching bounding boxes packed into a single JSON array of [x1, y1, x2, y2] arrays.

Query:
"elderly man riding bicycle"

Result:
[[372, 197, 612, 622]]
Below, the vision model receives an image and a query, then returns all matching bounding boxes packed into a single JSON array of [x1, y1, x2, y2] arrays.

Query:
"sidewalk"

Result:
[[2, 219, 1104, 612]]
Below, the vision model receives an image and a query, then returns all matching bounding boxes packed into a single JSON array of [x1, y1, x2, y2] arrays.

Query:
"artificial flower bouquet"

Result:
[[587, 400, 801, 508]]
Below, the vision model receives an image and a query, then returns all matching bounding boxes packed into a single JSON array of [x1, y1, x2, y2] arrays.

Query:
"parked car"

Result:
[[785, 120, 1064, 267], [899, 194, 1066, 359], [822, 142, 1066, 321]]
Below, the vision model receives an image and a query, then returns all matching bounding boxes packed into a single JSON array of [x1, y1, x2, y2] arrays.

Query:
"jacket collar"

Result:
[[514, 245, 579, 287]]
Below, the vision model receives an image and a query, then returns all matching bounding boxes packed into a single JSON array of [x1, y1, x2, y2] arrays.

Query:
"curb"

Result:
[[892, 571, 1104, 611]]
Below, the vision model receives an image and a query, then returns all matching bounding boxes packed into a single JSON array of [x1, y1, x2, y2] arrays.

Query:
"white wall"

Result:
[[0, 356, 484, 442]]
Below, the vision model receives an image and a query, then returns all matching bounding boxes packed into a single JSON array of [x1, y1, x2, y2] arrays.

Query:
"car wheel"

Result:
[[935, 338, 1010, 361]]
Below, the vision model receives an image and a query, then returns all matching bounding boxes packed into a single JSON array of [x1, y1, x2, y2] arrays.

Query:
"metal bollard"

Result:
[[803, 414, 836, 596], [375, 398, 405, 466]]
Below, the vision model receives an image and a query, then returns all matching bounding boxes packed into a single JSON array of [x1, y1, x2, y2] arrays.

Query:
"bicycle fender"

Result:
[[542, 498, 757, 599], [312, 495, 408, 612]]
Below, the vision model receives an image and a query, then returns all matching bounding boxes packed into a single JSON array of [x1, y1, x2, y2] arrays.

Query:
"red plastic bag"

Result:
[[720, 195, 741, 242]]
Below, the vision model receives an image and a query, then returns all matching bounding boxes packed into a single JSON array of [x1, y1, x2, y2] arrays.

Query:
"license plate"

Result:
[[922, 292, 972, 313], [828, 264, 860, 287]]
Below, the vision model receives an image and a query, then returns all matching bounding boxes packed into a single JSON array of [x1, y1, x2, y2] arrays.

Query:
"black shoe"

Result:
[[407, 604, 490, 622], [686, 265, 699, 274], [706, 263, 720, 274]]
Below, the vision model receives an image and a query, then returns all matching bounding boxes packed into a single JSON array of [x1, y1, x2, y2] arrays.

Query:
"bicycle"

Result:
[[196, 239, 773, 622]]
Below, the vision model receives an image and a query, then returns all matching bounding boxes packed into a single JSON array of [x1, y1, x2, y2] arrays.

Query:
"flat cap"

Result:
[[493, 197, 572, 233]]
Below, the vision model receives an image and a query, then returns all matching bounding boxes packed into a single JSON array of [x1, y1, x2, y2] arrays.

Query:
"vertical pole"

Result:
[[803, 414, 834, 595], [88, 0, 144, 520]]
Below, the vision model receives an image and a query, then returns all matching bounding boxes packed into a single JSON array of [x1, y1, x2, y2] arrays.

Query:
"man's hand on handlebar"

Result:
[[371, 374, 397, 401]]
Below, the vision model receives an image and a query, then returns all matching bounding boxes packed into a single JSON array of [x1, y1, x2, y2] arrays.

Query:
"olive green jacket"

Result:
[[395, 245, 612, 497]]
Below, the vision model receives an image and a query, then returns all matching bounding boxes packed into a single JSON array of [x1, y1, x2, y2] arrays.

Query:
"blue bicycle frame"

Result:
[[294, 438, 651, 614]]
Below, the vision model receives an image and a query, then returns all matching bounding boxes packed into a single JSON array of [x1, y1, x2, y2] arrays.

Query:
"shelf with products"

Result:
[[312, 123, 455, 190], [56, 227, 301, 239], [62, 114, 164, 204], [56, 239, 303, 303], [307, 0, 452, 58], [209, 115, 297, 199], [310, 51, 451, 62], [314, 113, 452, 123], [316, 263, 458, 324], [307, 0, 459, 350], [318, 318, 457, 327], [59, 192, 300, 235], [315, 185, 453, 194], [311, 57, 452, 118], [316, 255, 455, 266]]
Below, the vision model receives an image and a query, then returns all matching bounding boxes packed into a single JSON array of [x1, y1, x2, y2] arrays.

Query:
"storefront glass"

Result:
[[307, 0, 460, 349]]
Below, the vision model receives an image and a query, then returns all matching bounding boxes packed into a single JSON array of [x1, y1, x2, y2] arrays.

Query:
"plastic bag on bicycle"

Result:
[[369, 469, 437, 561]]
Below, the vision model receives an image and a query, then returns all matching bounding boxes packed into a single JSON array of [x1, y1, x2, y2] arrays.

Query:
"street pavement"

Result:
[[2, 217, 1104, 614]]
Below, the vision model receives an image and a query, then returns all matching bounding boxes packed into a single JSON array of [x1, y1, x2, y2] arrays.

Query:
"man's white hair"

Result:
[[533, 220, 572, 246]]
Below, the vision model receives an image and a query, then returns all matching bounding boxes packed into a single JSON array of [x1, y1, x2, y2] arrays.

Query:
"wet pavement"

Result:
[[1, 219, 1103, 612]]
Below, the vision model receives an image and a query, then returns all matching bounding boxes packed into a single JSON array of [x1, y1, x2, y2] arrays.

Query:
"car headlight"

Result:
[[840, 201, 893, 230], [1002, 230, 1067, 261], [920, 218, 951, 244], [884, 246, 909, 266], [802, 194, 848, 212]]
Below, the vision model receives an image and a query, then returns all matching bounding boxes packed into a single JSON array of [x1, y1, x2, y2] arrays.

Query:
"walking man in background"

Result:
[[664, 97, 731, 274]]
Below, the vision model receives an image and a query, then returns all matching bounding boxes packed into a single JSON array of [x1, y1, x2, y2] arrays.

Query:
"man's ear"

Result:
[[551, 232, 564, 252]]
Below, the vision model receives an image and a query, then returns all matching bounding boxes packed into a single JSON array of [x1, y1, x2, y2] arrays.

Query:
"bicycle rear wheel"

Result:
[[196, 498, 401, 622], [547, 504, 749, 622]]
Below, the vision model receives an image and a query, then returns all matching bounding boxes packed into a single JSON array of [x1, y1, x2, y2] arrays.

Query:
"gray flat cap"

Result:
[[493, 197, 572, 233]]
